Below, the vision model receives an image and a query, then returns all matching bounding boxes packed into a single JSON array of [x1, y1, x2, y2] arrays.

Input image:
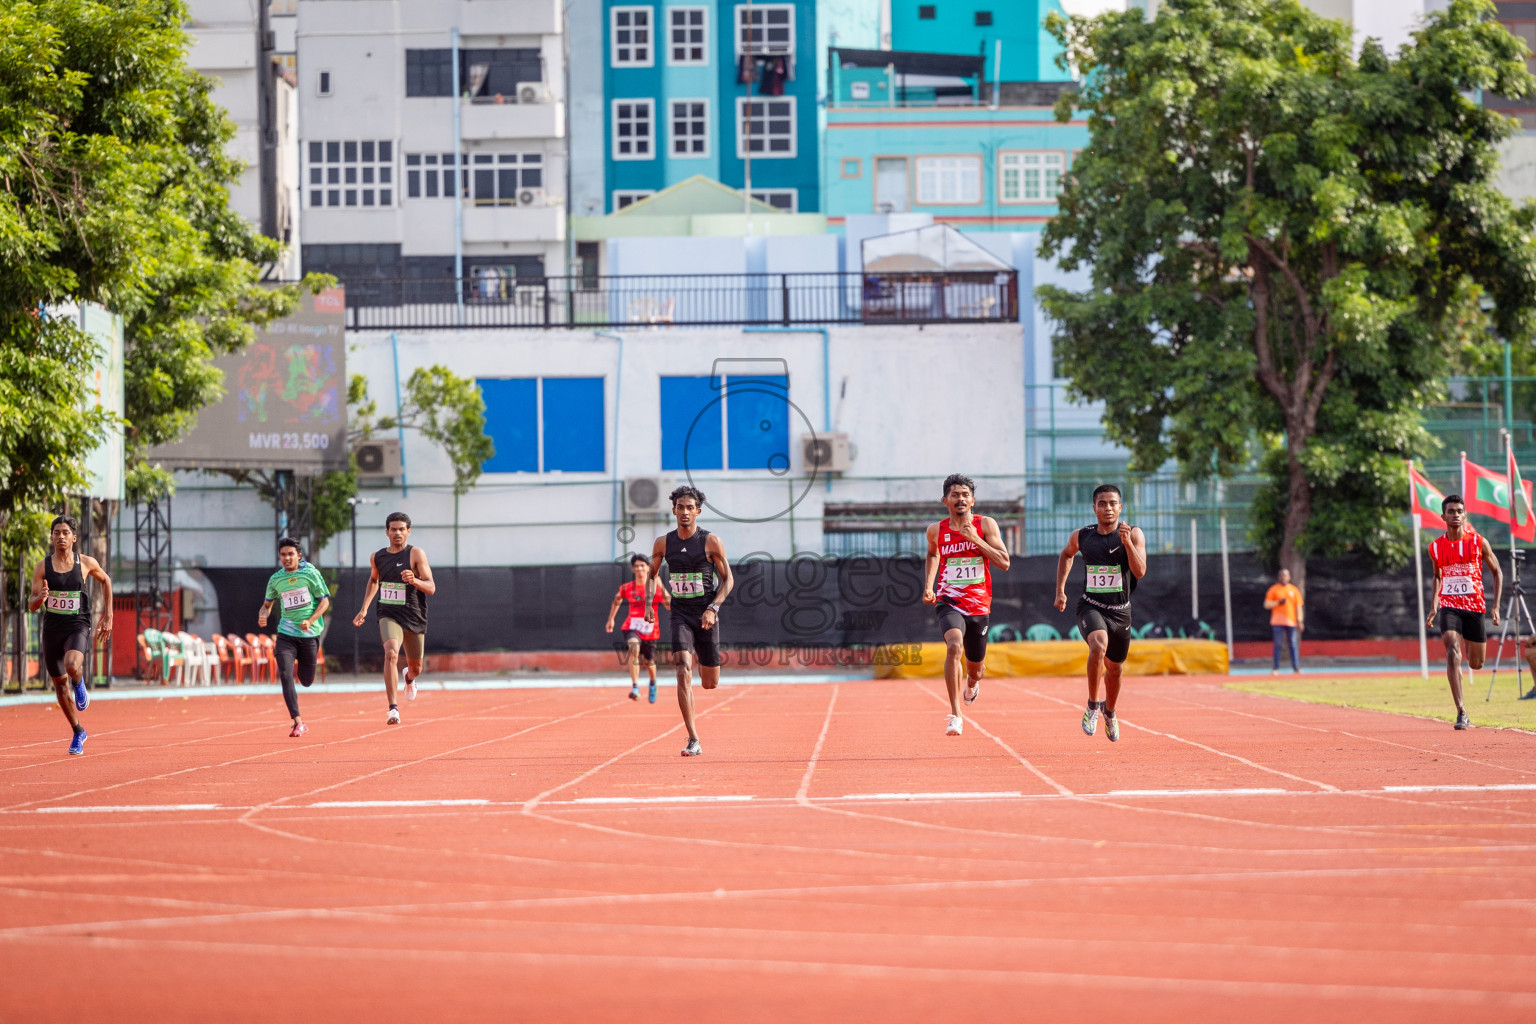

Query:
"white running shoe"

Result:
[[963, 678, 980, 706], [946, 715, 963, 736], [681, 738, 702, 757], [386, 707, 401, 725], [1105, 712, 1120, 742], [404, 677, 418, 701], [1081, 706, 1099, 736]]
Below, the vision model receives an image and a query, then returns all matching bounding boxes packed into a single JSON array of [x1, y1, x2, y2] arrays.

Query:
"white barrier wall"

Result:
[[164, 322, 1025, 566]]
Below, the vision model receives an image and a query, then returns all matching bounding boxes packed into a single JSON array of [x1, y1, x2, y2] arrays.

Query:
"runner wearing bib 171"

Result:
[[1426, 494, 1502, 731], [27, 515, 114, 756], [605, 553, 672, 703], [353, 512, 436, 726], [923, 474, 1011, 738], [259, 537, 330, 738], [647, 485, 734, 757], [1054, 484, 1147, 743]]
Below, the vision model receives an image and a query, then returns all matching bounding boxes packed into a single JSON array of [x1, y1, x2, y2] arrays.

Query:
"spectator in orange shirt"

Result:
[[1264, 569, 1304, 674]]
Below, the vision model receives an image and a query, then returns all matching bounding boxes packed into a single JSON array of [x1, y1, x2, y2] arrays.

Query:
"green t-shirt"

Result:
[[265, 562, 329, 638]]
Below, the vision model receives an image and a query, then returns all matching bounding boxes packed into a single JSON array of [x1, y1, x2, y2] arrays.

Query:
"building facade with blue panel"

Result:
[[889, 0, 1069, 84], [602, 0, 820, 213]]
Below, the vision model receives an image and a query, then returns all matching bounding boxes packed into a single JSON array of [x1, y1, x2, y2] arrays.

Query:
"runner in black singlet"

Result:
[[28, 516, 113, 755], [354, 512, 435, 725], [1054, 484, 1146, 743], [647, 486, 734, 757]]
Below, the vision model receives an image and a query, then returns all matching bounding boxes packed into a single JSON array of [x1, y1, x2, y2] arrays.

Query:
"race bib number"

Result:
[[1086, 565, 1123, 593], [1441, 574, 1476, 598], [672, 572, 705, 596], [380, 582, 407, 605], [625, 616, 652, 632], [45, 591, 81, 614], [280, 587, 311, 611], [942, 557, 986, 586]]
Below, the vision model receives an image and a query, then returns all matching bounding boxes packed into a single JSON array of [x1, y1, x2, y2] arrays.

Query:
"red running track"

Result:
[[1, 675, 1535, 1022]]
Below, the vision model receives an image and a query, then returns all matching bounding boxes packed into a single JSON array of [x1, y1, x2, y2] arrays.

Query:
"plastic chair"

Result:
[[144, 628, 186, 685], [256, 635, 278, 683], [1068, 625, 1083, 641], [178, 633, 222, 685], [246, 633, 274, 683], [212, 634, 234, 681], [1025, 623, 1062, 642], [223, 634, 253, 684], [137, 632, 162, 684]]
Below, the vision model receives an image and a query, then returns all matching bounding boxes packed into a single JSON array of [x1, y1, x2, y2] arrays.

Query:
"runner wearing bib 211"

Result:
[[1054, 484, 1147, 743], [1426, 493, 1502, 731], [922, 474, 1012, 738]]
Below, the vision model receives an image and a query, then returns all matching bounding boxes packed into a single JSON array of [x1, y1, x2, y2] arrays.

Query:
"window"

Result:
[[751, 189, 797, 212], [575, 241, 601, 290], [974, 11, 992, 26], [611, 7, 653, 66], [918, 5, 936, 18], [405, 50, 452, 96], [670, 99, 710, 158], [307, 140, 394, 208], [915, 155, 981, 204], [669, 7, 708, 65], [613, 190, 655, 210], [317, 70, 332, 96], [405, 152, 467, 199], [613, 99, 655, 159], [736, 97, 795, 158], [478, 377, 605, 473], [660, 376, 790, 471], [470, 152, 543, 206], [999, 151, 1065, 203], [735, 5, 794, 55], [841, 157, 862, 178], [462, 48, 542, 100]]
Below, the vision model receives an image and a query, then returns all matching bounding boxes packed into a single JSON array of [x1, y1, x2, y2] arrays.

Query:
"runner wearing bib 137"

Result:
[[923, 474, 1011, 738], [1425, 494, 1502, 731]]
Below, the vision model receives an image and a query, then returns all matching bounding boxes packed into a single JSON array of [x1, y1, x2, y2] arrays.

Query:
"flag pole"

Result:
[[1506, 429, 1523, 701], [1410, 461, 1428, 680]]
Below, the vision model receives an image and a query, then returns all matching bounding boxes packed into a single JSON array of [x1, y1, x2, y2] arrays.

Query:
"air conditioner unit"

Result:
[[517, 187, 551, 207], [354, 438, 401, 480], [517, 82, 552, 104], [801, 433, 853, 475], [625, 475, 677, 516]]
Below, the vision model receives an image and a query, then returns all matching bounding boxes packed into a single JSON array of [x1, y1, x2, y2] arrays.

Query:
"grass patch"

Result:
[[1227, 671, 1536, 732]]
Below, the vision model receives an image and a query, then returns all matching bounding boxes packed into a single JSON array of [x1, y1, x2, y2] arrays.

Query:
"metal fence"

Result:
[[339, 271, 1019, 330]]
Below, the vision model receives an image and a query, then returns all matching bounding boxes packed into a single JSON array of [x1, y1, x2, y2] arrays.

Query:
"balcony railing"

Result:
[[339, 271, 1019, 329]]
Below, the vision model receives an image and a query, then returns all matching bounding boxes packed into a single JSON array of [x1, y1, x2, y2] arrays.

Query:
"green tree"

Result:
[[1038, 0, 1536, 583]]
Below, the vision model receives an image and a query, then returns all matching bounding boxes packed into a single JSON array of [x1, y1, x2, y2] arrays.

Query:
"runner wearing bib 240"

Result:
[[606, 553, 671, 703], [353, 512, 436, 726], [1425, 493, 1502, 731], [1054, 484, 1147, 743], [923, 474, 1011, 738]]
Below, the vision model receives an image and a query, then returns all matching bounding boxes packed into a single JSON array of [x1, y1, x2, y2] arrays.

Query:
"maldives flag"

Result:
[[1509, 447, 1536, 543], [1407, 462, 1447, 530], [1462, 456, 1535, 539]]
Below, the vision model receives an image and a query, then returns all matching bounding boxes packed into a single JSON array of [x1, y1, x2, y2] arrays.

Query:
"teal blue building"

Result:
[[602, 0, 820, 213], [889, 0, 1070, 84]]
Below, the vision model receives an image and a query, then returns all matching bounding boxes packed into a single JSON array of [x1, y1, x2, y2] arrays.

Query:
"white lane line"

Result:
[[831, 791, 1026, 801], [915, 682, 1074, 796], [33, 804, 223, 813], [1383, 783, 1536, 793], [795, 684, 839, 805], [1105, 788, 1290, 797], [572, 795, 754, 805], [309, 799, 491, 808]]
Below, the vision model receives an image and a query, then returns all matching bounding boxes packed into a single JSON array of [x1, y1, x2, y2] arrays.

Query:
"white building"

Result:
[[295, 0, 568, 294]]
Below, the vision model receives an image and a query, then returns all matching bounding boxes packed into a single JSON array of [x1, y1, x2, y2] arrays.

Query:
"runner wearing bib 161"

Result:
[[922, 474, 1012, 738], [1425, 493, 1502, 731], [1054, 484, 1147, 743], [606, 553, 672, 703]]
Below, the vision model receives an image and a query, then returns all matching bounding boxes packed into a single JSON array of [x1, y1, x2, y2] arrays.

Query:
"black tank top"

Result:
[[374, 544, 428, 632], [41, 553, 91, 632], [665, 528, 715, 604], [1078, 525, 1135, 608]]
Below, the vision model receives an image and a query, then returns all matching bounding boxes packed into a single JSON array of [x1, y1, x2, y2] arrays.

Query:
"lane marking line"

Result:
[[571, 795, 755, 805], [915, 682, 1074, 796], [795, 684, 839, 804]]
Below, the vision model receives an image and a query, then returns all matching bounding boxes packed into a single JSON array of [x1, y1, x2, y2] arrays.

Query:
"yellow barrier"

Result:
[[876, 638, 1229, 679]]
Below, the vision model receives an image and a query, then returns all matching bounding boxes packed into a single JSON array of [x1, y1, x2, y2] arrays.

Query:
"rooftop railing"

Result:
[[338, 271, 1019, 330]]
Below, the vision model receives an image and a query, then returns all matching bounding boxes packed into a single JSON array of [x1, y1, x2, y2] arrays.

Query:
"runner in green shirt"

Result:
[[258, 537, 330, 737]]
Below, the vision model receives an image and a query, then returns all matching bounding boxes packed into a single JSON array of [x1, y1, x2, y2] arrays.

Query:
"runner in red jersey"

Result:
[[923, 474, 1011, 737], [1426, 494, 1502, 730], [605, 554, 671, 703]]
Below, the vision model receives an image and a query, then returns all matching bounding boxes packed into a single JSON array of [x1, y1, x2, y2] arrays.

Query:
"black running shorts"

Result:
[[41, 622, 91, 680], [623, 629, 657, 663], [670, 603, 722, 668], [935, 604, 990, 663], [1076, 599, 1133, 664], [1438, 607, 1486, 644]]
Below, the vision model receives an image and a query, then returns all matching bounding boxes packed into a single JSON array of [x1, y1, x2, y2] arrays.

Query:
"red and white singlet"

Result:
[[1429, 529, 1486, 613], [934, 519, 993, 616], [619, 581, 658, 637]]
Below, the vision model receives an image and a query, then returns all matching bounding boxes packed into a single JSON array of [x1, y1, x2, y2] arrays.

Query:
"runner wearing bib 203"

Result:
[[1425, 496, 1503, 730], [28, 515, 114, 756]]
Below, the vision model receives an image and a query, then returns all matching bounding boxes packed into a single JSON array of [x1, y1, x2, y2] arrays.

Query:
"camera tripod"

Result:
[[1486, 550, 1536, 701]]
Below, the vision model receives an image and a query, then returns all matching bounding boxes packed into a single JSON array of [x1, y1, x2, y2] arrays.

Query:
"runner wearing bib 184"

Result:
[[1054, 484, 1147, 743], [259, 537, 330, 738], [353, 512, 436, 726], [1425, 494, 1502, 731], [606, 553, 672, 703], [923, 474, 1012, 738]]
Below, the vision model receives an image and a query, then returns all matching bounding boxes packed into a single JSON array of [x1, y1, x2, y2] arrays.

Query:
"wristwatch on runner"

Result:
[[708, 603, 721, 613]]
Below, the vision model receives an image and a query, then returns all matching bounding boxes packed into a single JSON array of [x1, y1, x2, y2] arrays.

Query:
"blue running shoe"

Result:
[[68, 730, 87, 756], [648, 681, 657, 703], [73, 681, 88, 711]]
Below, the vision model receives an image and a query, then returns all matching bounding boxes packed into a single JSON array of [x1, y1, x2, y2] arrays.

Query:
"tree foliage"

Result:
[[1038, 0, 1536, 581]]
